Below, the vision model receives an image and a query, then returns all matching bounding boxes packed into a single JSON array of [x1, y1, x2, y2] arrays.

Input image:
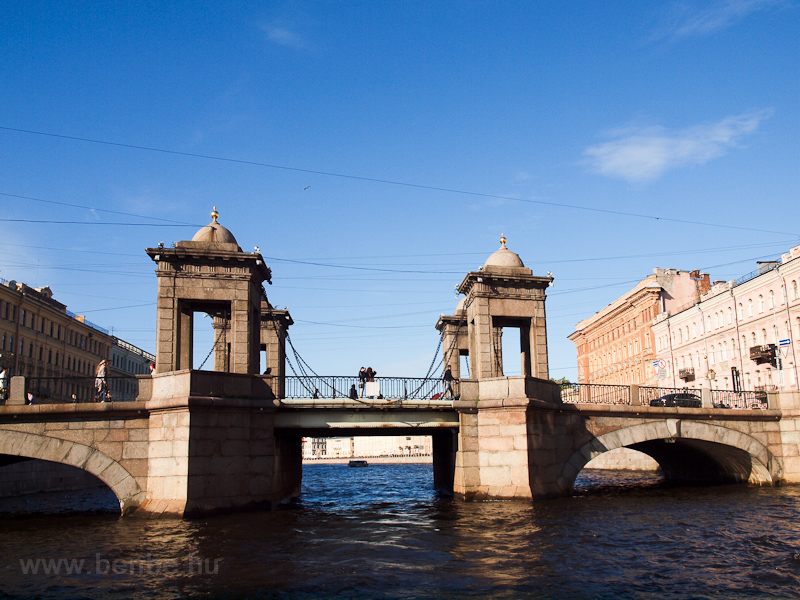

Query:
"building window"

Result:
[[758, 295, 764, 313], [769, 290, 775, 310], [727, 307, 733, 324], [762, 329, 768, 345], [748, 299, 754, 317], [793, 280, 799, 300]]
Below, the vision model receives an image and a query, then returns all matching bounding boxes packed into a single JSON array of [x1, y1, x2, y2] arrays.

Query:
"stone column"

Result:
[[212, 315, 230, 372]]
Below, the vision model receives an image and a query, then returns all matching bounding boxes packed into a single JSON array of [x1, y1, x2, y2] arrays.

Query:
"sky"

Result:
[[0, 0, 798, 382]]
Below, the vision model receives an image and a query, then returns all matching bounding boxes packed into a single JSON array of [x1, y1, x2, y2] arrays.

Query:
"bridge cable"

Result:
[[198, 314, 228, 370]]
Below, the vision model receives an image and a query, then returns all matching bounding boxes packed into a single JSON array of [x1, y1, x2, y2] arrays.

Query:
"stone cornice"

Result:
[[457, 271, 552, 297]]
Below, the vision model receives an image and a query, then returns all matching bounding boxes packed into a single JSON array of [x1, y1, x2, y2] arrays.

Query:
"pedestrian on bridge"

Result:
[[94, 359, 109, 402], [349, 384, 358, 400], [443, 366, 457, 399], [0, 366, 8, 402], [358, 367, 367, 397]]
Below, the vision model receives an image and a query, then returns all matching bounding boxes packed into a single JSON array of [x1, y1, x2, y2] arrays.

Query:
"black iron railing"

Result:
[[284, 376, 458, 401], [562, 382, 770, 410], [710, 389, 768, 409], [22, 376, 143, 403], [560, 383, 630, 405], [638, 386, 693, 406]]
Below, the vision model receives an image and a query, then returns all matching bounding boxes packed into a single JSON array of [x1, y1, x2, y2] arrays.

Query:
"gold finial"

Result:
[[211, 206, 219, 223], [500, 233, 507, 248]]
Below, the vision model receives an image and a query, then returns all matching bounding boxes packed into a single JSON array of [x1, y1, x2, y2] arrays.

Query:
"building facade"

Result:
[[302, 436, 433, 459], [0, 279, 153, 402], [652, 244, 800, 392], [569, 269, 711, 386], [109, 338, 155, 401]]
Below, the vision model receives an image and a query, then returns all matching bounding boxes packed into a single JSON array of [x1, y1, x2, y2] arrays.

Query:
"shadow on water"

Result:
[[1, 464, 800, 599]]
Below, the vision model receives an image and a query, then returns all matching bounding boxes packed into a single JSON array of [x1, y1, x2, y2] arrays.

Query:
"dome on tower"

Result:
[[191, 207, 239, 246], [483, 234, 526, 269]]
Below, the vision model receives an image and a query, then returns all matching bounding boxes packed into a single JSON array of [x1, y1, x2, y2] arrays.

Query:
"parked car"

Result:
[[649, 392, 701, 408]]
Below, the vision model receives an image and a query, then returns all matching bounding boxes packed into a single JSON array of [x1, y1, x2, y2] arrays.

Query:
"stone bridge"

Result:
[[3, 213, 800, 517], [2, 371, 799, 517]]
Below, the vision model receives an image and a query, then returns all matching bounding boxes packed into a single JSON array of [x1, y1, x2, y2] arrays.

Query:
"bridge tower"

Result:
[[146, 208, 272, 375], [135, 209, 301, 518], [440, 236, 558, 501], [440, 235, 552, 382], [259, 302, 293, 400]]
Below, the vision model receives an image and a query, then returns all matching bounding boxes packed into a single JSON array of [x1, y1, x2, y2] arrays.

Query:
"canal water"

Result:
[[2, 464, 800, 599]]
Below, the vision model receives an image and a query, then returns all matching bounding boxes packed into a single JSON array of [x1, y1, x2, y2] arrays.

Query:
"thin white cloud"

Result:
[[260, 25, 309, 50], [583, 109, 773, 183], [661, 0, 785, 38]]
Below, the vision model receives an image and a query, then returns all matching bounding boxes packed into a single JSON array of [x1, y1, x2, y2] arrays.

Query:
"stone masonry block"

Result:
[[128, 428, 149, 442], [63, 444, 92, 468], [479, 436, 514, 452], [121, 458, 149, 479], [96, 442, 123, 462], [85, 450, 114, 477], [122, 443, 148, 460], [149, 456, 188, 477]]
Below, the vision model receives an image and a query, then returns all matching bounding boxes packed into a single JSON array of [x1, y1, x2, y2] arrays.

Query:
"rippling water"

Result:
[[2, 464, 800, 599]]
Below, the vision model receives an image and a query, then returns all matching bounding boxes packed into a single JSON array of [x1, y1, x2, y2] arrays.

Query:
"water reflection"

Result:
[[1, 464, 800, 599]]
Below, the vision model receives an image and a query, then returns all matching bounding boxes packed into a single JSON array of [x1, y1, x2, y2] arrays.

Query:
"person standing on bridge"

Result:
[[443, 366, 457, 399], [94, 359, 109, 402], [0, 366, 8, 402], [358, 367, 367, 397]]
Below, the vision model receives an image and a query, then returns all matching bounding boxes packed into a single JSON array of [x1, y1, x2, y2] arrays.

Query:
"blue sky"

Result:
[[1, 0, 797, 380]]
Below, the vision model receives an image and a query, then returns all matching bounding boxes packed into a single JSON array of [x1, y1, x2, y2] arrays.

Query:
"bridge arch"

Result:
[[0, 430, 145, 515], [558, 420, 783, 494]]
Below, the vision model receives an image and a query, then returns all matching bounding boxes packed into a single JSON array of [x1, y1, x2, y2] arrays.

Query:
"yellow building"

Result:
[[0, 279, 151, 402]]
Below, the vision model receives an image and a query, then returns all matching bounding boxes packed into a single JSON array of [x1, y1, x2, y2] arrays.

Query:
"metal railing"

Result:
[[561, 382, 770, 410], [710, 389, 768, 410], [21, 376, 143, 404], [637, 386, 695, 406], [735, 261, 780, 286], [560, 383, 630, 405], [284, 376, 458, 402]]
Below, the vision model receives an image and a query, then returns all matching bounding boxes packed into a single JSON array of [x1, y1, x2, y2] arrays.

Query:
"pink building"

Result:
[[652, 244, 800, 392], [569, 269, 710, 386]]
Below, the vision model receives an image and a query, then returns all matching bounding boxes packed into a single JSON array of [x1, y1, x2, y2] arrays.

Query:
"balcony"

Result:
[[678, 368, 695, 382], [749, 344, 777, 365]]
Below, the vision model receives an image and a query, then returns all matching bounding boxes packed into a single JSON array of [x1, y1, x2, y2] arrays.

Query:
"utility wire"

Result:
[[1, 125, 796, 237], [4, 219, 192, 226], [0, 192, 203, 226]]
